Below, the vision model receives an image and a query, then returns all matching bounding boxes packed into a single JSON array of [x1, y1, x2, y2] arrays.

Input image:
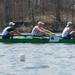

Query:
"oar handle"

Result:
[[0, 33, 32, 37], [13, 33, 32, 36], [41, 28, 55, 35]]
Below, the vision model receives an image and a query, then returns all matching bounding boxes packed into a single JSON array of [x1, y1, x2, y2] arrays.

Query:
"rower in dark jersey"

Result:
[[2, 22, 16, 39]]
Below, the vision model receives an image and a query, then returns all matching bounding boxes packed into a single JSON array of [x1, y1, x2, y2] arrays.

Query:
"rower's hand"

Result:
[[51, 33, 55, 36], [48, 34, 56, 37]]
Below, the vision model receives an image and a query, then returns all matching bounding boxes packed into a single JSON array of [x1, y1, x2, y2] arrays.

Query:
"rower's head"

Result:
[[66, 21, 72, 27], [37, 21, 45, 27], [9, 22, 15, 26]]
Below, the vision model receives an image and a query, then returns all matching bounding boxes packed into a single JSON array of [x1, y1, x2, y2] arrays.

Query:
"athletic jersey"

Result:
[[2, 26, 14, 36], [31, 26, 45, 36], [62, 27, 70, 37]]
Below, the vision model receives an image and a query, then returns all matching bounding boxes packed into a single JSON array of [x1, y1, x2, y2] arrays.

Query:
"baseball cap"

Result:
[[66, 21, 72, 27], [9, 22, 15, 26], [38, 21, 45, 25]]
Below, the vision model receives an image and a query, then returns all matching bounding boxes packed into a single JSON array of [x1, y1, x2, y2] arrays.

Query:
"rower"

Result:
[[62, 21, 74, 39], [2, 22, 20, 39], [69, 25, 75, 38], [31, 21, 54, 36]]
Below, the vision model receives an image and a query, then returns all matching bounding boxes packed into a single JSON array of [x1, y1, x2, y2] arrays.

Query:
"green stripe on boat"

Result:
[[0, 35, 75, 43]]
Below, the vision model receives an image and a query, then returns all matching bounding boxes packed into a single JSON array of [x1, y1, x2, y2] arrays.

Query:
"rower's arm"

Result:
[[36, 27, 45, 33], [13, 29, 21, 35], [40, 27, 55, 35]]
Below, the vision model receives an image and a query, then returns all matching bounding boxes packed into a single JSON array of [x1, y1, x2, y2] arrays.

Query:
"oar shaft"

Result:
[[42, 28, 55, 35], [0, 34, 32, 36]]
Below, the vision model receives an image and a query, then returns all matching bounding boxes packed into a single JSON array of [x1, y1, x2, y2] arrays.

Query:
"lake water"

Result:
[[0, 43, 75, 75]]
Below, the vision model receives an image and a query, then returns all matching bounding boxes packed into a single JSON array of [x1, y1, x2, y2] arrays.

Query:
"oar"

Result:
[[41, 28, 55, 35], [0, 33, 32, 37], [13, 33, 32, 36]]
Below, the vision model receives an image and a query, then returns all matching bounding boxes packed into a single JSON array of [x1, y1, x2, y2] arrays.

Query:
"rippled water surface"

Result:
[[0, 43, 75, 75]]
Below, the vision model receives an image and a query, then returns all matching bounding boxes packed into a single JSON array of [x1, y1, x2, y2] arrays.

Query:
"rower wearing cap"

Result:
[[31, 21, 54, 36], [31, 21, 45, 36], [62, 21, 73, 39], [2, 22, 16, 39]]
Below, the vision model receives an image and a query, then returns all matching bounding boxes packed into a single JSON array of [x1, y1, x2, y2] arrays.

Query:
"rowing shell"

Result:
[[0, 35, 75, 43]]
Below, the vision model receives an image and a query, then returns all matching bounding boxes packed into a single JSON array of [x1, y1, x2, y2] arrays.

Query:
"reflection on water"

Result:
[[0, 43, 75, 75], [24, 65, 49, 69]]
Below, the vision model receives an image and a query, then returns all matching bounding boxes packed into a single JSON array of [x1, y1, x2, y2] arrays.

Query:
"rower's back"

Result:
[[62, 21, 72, 39]]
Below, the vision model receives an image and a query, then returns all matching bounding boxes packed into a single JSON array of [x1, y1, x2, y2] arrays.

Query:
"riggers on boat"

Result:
[[0, 35, 75, 43]]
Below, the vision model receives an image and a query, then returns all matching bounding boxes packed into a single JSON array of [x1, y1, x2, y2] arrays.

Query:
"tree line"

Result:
[[0, 0, 75, 32]]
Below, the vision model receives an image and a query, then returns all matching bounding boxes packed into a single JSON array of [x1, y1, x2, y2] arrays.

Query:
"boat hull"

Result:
[[0, 36, 75, 44]]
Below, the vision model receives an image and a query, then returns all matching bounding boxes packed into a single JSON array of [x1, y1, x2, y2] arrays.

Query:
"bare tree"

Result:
[[55, 0, 62, 32], [4, 0, 11, 23]]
